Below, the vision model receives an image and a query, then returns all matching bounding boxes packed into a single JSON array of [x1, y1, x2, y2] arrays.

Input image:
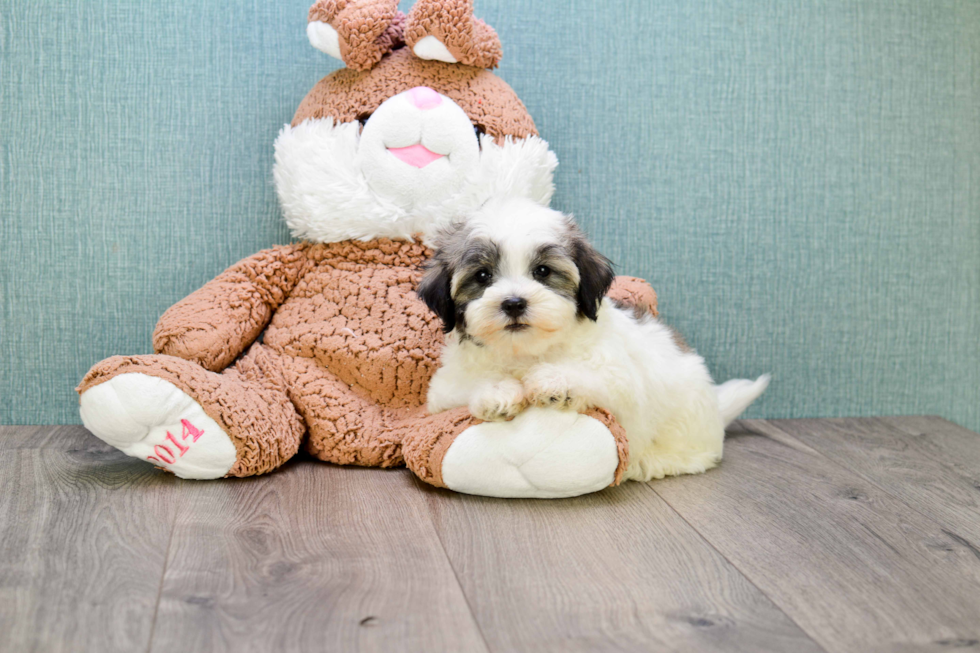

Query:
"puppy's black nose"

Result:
[[501, 297, 528, 318]]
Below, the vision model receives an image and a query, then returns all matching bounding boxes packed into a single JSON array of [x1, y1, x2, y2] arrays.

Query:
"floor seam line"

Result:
[[639, 473, 831, 653], [410, 474, 494, 653], [747, 418, 979, 544], [145, 481, 179, 653]]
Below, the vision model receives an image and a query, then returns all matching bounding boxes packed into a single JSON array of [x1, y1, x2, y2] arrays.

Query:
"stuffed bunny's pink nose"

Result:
[[407, 86, 442, 110]]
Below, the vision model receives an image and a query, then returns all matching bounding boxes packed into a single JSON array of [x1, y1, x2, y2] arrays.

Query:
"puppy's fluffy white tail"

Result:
[[715, 374, 770, 426]]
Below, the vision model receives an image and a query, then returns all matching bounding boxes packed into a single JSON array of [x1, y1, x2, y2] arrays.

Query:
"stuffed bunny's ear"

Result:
[[307, 20, 343, 60], [405, 0, 502, 69], [307, 0, 405, 71]]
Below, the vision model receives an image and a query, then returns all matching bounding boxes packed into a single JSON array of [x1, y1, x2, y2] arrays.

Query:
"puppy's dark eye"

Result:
[[474, 269, 492, 285], [532, 265, 551, 280]]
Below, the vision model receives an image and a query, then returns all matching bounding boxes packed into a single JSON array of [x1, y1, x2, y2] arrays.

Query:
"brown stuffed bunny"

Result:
[[77, 0, 658, 498]]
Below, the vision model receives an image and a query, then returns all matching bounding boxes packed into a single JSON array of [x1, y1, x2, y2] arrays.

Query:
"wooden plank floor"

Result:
[[1, 418, 979, 653]]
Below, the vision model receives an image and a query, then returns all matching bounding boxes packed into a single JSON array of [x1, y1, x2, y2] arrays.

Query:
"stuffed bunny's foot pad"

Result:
[[441, 407, 619, 499], [80, 373, 237, 480]]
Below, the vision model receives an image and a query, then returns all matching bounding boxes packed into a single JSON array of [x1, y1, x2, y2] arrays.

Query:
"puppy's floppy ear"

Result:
[[571, 230, 615, 321], [417, 261, 456, 333]]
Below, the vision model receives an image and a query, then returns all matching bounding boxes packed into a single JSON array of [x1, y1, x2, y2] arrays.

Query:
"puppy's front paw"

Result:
[[469, 379, 526, 421], [522, 366, 591, 412]]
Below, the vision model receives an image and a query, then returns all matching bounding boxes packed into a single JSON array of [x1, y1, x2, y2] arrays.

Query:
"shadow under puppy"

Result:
[[418, 197, 769, 481]]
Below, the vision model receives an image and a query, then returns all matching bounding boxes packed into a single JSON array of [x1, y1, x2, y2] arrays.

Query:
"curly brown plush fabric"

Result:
[[293, 48, 537, 139], [151, 244, 312, 372], [308, 0, 406, 71], [608, 276, 659, 317], [585, 407, 630, 486], [78, 5, 660, 489], [79, 239, 654, 481], [77, 347, 306, 477], [405, 0, 502, 69]]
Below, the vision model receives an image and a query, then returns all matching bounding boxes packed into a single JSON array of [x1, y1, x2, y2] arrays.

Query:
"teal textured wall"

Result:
[[1, 1, 978, 428]]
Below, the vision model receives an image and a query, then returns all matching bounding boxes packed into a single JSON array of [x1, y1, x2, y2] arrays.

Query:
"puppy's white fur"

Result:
[[424, 197, 769, 481]]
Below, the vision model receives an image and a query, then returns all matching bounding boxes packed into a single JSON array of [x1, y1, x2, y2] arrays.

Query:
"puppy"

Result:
[[418, 197, 769, 481]]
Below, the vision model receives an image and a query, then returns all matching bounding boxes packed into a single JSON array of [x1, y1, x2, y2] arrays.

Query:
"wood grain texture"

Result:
[[0, 424, 110, 451], [148, 459, 487, 653], [419, 479, 823, 653], [754, 417, 980, 544], [652, 420, 980, 653], [0, 430, 177, 653], [5, 419, 980, 652], [877, 416, 980, 472]]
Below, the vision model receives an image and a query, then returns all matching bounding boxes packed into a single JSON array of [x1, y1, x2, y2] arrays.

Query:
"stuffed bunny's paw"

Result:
[[79, 373, 237, 480], [440, 407, 621, 498]]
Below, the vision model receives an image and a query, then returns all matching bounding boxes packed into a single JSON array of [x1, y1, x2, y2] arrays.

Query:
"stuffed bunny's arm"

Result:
[[152, 244, 310, 372]]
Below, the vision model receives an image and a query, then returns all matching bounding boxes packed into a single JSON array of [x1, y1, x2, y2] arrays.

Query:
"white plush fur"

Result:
[[412, 36, 458, 63], [273, 89, 558, 244], [427, 198, 770, 481], [273, 90, 621, 498], [307, 21, 342, 60], [79, 373, 237, 480], [441, 407, 619, 498]]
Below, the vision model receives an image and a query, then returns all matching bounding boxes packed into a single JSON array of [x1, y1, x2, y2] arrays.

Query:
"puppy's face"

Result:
[[418, 198, 614, 353]]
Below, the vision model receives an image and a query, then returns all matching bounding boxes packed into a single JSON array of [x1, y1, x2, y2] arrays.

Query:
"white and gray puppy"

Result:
[[418, 197, 769, 481]]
